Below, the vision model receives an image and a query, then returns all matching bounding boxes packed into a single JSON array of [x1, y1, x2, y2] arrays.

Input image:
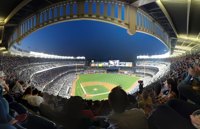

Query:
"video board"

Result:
[[91, 60, 132, 67]]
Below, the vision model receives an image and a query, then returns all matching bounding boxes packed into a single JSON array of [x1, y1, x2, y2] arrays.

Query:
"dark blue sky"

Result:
[[17, 20, 168, 61]]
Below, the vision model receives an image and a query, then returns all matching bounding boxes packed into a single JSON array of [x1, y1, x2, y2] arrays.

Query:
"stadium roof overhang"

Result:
[[0, 0, 199, 57], [137, 0, 200, 57], [0, 0, 65, 53]]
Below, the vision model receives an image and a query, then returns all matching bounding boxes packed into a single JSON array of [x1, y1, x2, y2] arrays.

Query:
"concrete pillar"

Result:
[[36, 13, 40, 27], [124, 4, 129, 24], [46, 9, 49, 21], [43, 11, 46, 22], [17, 26, 20, 39], [141, 13, 144, 29], [23, 22, 26, 33], [63, 4, 67, 17], [96, 1, 100, 17], [26, 20, 28, 32], [52, 8, 54, 19], [27, 20, 29, 31], [70, 3, 73, 17], [104, 2, 108, 18], [118, 3, 122, 21], [42, 12, 45, 23], [111, 3, 115, 19], [57, 6, 60, 18], [29, 18, 31, 30], [23, 23, 26, 34], [27, 19, 29, 31], [128, 6, 137, 35], [21, 24, 24, 35], [88, 1, 93, 16], [54, 7, 58, 20], [20, 24, 22, 35], [78, 1, 84, 17]]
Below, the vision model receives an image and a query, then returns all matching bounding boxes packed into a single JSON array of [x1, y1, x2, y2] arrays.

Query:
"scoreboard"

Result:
[[91, 60, 132, 67]]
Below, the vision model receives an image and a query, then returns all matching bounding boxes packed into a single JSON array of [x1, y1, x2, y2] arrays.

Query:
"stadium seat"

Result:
[[21, 114, 57, 129]]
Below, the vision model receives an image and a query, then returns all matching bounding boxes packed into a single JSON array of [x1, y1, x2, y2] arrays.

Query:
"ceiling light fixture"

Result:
[[178, 34, 200, 42]]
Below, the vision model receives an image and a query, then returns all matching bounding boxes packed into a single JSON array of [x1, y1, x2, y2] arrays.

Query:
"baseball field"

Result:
[[71, 73, 140, 100]]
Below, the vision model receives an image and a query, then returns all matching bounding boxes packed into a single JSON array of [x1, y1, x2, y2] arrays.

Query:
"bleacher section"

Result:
[[135, 61, 170, 86], [0, 55, 85, 98]]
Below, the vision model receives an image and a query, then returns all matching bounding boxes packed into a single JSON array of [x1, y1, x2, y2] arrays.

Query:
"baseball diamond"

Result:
[[71, 73, 140, 100]]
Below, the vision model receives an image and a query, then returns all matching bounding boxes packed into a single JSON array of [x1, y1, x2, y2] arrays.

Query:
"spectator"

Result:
[[138, 89, 153, 116], [22, 87, 32, 100], [155, 78, 177, 104], [62, 96, 93, 129], [108, 86, 149, 129], [26, 89, 44, 107], [11, 80, 26, 96], [178, 64, 200, 105], [0, 85, 17, 129], [0, 71, 9, 94], [148, 99, 200, 129]]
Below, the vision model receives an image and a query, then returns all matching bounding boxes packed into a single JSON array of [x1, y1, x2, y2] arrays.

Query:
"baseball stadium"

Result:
[[0, 0, 200, 129]]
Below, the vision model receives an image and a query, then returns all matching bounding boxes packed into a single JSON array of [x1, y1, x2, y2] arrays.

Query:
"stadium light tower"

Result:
[[143, 60, 145, 78], [76, 63, 77, 75]]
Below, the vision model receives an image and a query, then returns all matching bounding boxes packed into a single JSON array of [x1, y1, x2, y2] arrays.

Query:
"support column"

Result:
[[17, 26, 20, 40], [88, 1, 93, 16], [52, 8, 55, 19], [104, 2, 108, 18], [141, 13, 144, 30], [20, 24, 22, 36], [152, 22, 155, 34], [26, 20, 28, 32], [23, 22, 26, 34], [54, 6, 58, 20], [63, 4, 67, 17], [118, 3, 122, 22], [23, 22, 25, 33], [96, 1, 100, 17], [41, 12, 44, 24], [29, 18, 31, 30], [111, 2, 115, 19], [36, 13, 40, 27], [78, 1, 84, 17], [70, 2, 73, 17], [42, 12, 45, 24], [46, 9, 49, 22], [124, 4, 129, 24], [31, 16, 34, 30], [150, 21, 153, 33], [127, 6, 137, 35], [57, 6, 60, 18], [21, 24, 24, 35], [27, 20, 29, 31]]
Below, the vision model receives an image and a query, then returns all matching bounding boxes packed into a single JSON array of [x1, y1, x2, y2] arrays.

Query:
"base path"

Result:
[[81, 82, 116, 91], [127, 81, 139, 92], [71, 75, 79, 96]]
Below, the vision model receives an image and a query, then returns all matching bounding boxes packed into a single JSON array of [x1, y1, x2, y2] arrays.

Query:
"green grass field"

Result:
[[84, 85, 109, 94], [75, 73, 140, 100]]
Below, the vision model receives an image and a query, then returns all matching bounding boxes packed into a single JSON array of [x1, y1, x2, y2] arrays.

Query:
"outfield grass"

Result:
[[75, 73, 140, 100]]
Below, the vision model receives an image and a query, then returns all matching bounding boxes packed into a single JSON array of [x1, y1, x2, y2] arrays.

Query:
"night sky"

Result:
[[17, 20, 168, 61]]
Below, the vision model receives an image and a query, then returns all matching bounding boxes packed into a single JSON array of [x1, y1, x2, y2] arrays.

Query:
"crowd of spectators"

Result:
[[44, 70, 83, 97], [0, 54, 83, 73], [1, 53, 200, 129], [16, 62, 75, 81], [31, 66, 76, 90], [132, 61, 170, 91]]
